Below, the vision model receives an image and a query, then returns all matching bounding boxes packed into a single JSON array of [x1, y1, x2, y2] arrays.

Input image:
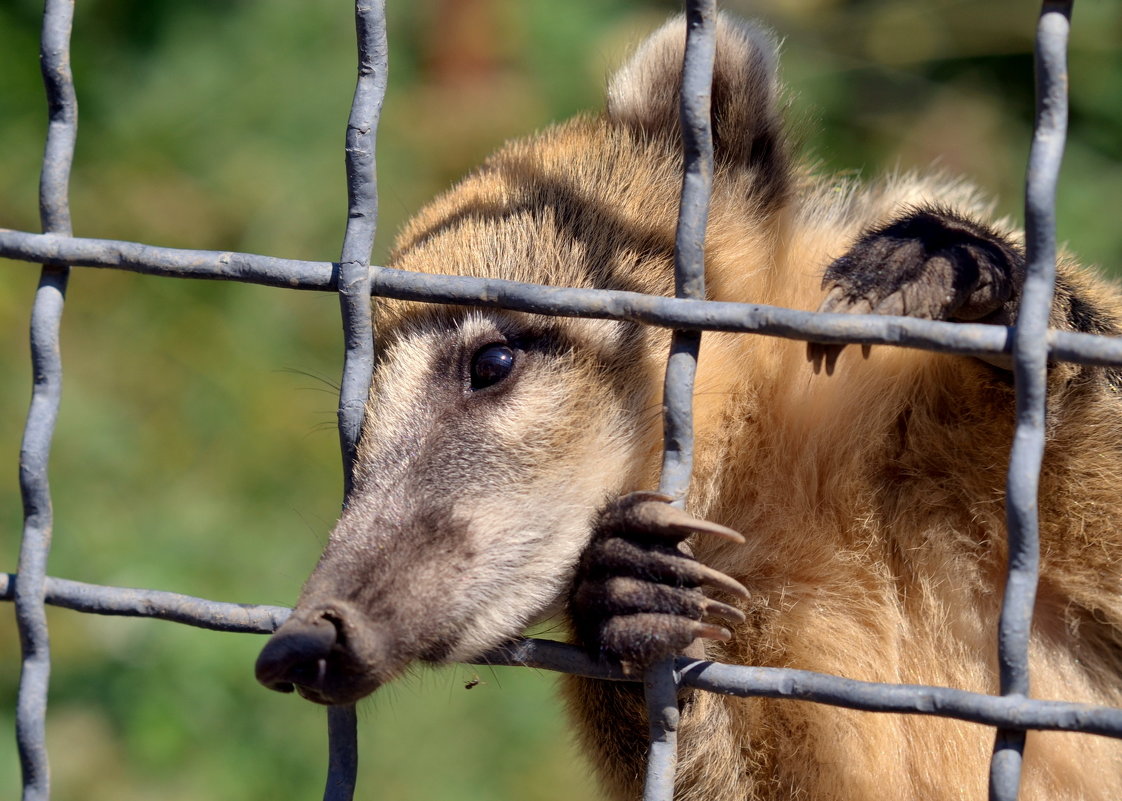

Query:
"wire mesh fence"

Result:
[[2, 1, 1120, 800]]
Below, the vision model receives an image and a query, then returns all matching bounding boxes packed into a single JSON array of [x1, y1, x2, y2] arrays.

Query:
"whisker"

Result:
[[276, 366, 342, 393]]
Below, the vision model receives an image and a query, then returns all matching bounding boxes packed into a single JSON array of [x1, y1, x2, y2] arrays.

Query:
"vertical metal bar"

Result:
[[324, 706, 360, 801], [15, 2, 78, 800], [645, 3, 716, 800], [337, 0, 387, 500], [990, 3, 1072, 799], [323, 2, 388, 800]]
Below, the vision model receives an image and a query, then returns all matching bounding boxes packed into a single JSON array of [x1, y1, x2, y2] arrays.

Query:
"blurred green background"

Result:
[[1, 1, 1119, 799]]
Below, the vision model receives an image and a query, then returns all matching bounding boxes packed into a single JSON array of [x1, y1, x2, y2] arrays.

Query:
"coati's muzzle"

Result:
[[254, 499, 501, 705], [255, 600, 397, 706]]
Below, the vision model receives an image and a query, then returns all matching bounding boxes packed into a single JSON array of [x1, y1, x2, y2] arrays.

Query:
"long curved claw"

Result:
[[585, 538, 751, 601], [690, 561, 751, 601], [691, 622, 733, 642], [643, 502, 745, 544], [613, 491, 745, 544], [701, 597, 747, 624], [597, 614, 734, 664]]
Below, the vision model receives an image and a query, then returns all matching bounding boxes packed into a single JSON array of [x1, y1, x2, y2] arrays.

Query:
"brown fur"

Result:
[[262, 14, 1122, 800], [388, 17, 1122, 800]]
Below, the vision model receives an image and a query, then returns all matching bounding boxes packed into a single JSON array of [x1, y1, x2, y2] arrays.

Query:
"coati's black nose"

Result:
[[255, 611, 340, 696]]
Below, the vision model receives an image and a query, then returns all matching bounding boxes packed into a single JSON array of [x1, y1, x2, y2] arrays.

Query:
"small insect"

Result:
[[463, 676, 483, 690]]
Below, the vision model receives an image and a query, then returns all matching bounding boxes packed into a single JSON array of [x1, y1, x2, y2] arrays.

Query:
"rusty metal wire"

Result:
[[1, 1, 1117, 800]]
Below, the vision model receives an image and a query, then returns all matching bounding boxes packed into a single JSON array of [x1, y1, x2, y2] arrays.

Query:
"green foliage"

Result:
[[1, 1, 1119, 800]]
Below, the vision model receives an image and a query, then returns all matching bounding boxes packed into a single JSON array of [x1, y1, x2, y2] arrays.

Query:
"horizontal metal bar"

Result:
[[479, 638, 633, 681], [1050, 330, 1122, 366], [0, 229, 336, 289], [0, 573, 290, 633], [7, 230, 1122, 366], [480, 640, 1122, 739], [678, 659, 1122, 739], [3, 576, 1119, 741]]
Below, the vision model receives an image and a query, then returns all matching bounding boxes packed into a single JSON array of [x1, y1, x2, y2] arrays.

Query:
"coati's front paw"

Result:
[[808, 207, 1025, 374], [570, 491, 749, 667]]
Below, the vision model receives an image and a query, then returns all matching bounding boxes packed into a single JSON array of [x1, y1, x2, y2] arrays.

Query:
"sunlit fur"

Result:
[[339, 14, 1122, 800]]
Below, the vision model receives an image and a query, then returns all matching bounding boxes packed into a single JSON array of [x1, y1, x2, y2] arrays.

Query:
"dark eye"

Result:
[[470, 344, 515, 390]]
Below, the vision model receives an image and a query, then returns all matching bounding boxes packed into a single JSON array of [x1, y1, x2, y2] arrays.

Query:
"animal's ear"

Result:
[[607, 14, 787, 197]]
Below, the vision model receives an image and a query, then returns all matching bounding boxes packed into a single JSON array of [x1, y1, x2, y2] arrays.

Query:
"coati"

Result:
[[256, 15, 1122, 800]]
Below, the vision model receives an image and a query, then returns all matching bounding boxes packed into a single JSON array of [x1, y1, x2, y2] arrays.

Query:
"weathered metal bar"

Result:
[[7, 231, 1122, 367], [0, 573, 290, 633], [990, 3, 1073, 799], [0, 228, 336, 288], [15, 2, 78, 799], [324, 706, 360, 801], [645, 3, 718, 800], [678, 660, 1122, 738], [1049, 329, 1122, 366], [5, 578, 1122, 744], [365, 268, 1018, 355], [15, 289, 66, 801], [481, 638, 633, 681], [480, 642, 1122, 739], [323, 2, 389, 799], [336, 0, 387, 498]]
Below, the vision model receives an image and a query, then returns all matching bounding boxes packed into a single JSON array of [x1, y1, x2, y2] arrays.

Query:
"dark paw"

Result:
[[807, 207, 1024, 374], [570, 491, 748, 667]]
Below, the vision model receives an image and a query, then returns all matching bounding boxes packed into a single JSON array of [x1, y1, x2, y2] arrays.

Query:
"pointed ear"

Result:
[[607, 14, 788, 202]]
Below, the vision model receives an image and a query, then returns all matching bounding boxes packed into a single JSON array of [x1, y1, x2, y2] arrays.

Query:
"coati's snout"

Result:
[[254, 501, 503, 706], [255, 601, 390, 706]]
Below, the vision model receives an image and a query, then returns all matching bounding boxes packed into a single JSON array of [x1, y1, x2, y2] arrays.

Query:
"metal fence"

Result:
[[2, 1, 1120, 800]]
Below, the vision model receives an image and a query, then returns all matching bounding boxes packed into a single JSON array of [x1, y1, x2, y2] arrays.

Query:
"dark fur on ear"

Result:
[[606, 13, 789, 206]]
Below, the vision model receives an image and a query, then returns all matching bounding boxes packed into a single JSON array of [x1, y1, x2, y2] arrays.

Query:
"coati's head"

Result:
[[256, 14, 786, 705]]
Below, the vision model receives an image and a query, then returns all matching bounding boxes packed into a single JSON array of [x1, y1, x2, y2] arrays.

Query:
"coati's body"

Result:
[[256, 16, 1122, 800]]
